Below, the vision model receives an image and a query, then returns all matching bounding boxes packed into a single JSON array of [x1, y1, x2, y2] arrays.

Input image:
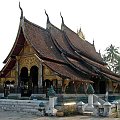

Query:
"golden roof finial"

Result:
[[77, 27, 85, 40]]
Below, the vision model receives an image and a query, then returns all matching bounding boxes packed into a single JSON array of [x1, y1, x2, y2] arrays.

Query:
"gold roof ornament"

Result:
[[77, 27, 85, 40]]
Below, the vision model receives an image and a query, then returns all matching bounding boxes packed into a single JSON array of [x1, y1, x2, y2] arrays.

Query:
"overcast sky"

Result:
[[0, 0, 120, 69]]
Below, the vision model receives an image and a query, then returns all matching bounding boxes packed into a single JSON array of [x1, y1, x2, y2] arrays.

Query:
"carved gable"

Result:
[[18, 42, 40, 70], [19, 41, 35, 56]]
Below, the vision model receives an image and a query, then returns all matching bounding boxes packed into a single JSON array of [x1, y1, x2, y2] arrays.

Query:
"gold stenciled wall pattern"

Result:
[[19, 56, 39, 71], [19, 42, 40, 71]]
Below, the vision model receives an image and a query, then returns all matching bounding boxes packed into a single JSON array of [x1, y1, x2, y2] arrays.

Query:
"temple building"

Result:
[[0, 6, 120, 97]]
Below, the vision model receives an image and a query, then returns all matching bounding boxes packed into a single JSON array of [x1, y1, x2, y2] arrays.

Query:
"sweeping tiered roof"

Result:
[[0, 10, 120, 83]]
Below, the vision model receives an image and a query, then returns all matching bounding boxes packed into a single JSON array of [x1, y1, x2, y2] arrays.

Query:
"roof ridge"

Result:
[[62, 23, 96, 48], [47, 21, 63, 33], [24, 17, 46, 31], [61, 23, 77, 35]]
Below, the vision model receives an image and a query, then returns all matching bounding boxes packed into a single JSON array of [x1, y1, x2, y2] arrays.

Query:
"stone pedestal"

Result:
[[77, 101, 85, 114], [112, 101, 119, 111], [103, 101, 111, 117], [54, 97, 57, 105], [45, 97, 57, 116], [93, 101, 101, 116], [86, 94, 94, 111]]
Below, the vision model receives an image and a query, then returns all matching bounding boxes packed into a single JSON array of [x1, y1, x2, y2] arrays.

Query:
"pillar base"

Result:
[[85, 104, 94, 112], [46, 108, 58, 116]]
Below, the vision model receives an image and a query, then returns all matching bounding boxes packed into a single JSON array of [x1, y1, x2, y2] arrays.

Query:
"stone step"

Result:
[[83, 111, 93, 116], [0, 99, 46, 116]]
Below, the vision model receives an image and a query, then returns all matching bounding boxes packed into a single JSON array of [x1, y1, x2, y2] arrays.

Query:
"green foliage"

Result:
[[86, 84, 95, 94], [102, 44, 120, 74], [47, 85, 56, 97]]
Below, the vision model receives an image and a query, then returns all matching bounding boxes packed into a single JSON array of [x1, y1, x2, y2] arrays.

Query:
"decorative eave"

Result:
[[0, 57, 16, 77], [44, 60, 93, 83], [81, 55, 120, 78], [3, 25, 24, 63], [3, 3, 25, 63], [62, 54, 95, 76], [3, 22, 25, 64], [101, 72, 120, 82]]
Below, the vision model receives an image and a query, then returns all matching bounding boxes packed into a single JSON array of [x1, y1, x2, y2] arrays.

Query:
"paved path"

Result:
[[0, 110, 119, 120]]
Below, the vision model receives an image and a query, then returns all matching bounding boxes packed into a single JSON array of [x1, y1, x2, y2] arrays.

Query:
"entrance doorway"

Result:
[[99, 81, 106, 94], [20, 67, 29, 96], [43, 79, 53, 96], [30, 66, 38, 94]]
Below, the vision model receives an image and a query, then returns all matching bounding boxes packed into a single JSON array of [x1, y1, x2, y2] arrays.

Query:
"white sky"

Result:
[[0, 0, 120, 69]]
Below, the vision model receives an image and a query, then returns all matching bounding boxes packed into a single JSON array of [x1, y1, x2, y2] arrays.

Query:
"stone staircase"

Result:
[[0, 99, 47, 116], [82, 94, 105, 115]]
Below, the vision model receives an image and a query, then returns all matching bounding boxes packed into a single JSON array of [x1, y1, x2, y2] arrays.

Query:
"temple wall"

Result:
[[17, 42, 62, 89]]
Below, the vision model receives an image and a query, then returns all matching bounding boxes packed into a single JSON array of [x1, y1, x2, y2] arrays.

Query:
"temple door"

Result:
[[30, 66, 38, 94], [20, 67, 29, 96], [99, 81, 106, 94]]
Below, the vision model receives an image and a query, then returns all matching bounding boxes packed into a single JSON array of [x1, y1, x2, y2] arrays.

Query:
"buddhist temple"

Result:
[[0, 5, 120, 97]]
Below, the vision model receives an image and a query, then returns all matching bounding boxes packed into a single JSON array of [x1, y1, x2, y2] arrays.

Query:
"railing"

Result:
[[93, 94, 105, 105]]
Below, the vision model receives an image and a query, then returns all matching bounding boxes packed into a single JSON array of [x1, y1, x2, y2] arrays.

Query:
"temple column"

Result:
[[38, 63, 43, 89], [105, 81, 109, 101], [16, 57, 20, 93], [16, 60, 19, 85]]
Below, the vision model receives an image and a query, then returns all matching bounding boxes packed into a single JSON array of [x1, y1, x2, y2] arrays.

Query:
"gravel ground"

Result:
[[0, 110, 120, 120]]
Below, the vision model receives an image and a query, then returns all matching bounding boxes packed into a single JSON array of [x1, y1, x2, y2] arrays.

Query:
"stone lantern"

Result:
[[112, 101, 119, 117], [103, 101, 111, 117], [77, 101, 85, 114], [93, 101, 101, 116], [112, 101, 118, 111], [39, 102, 45, 116]]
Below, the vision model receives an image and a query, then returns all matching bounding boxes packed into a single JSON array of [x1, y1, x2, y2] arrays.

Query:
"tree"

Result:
[[102, 44, 120, 74], [114, 56, 120, 74]]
